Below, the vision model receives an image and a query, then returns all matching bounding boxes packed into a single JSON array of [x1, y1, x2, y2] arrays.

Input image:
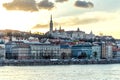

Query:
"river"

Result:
[[0, 64, 120, 80]]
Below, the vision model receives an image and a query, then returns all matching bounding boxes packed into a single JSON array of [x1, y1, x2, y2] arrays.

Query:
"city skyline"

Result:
[[0, 0, 120, 39]]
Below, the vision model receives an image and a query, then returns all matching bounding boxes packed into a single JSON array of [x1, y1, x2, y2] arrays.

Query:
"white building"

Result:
[[51, 27, 68, 38], [29, 43, 60, 59], [106, 45, 113, 59], [67, 28, 86, 39], [86, 31, 95, 39]]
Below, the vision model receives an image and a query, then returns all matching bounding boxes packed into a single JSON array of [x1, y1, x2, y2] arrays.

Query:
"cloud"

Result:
[[32, 11, 118, 31], [3, 0, 38, 12], [53, 12, 116, 27], [54, 17, 99, 27], [37, 0, 54, 10], [31, 17, 100, 30], [55, 0, 68, 3], [32, 24, 48, 29], [61, 17, 99, 26], [3, 0, 54, 11], [74, 0, 94, 8]]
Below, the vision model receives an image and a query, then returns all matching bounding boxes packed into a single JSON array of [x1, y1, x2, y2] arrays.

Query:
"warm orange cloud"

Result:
[[32, 11, 119, 31], [3, 0, 55, 11], [32, 15, 108, 30], [3, 0, 38, 12], [32, 24, 48, 29]]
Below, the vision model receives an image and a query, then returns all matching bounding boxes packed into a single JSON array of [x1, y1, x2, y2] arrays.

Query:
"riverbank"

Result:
[[0, 59, 120, 66]]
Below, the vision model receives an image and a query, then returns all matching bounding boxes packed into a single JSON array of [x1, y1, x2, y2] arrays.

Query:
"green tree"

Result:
[[61, 52, 66, 59], [78, 52, 87, 59], [93, 51, 97, 59]]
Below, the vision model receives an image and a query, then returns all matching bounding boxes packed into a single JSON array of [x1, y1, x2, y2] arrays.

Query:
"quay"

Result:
[[0, 59, 120, 66]]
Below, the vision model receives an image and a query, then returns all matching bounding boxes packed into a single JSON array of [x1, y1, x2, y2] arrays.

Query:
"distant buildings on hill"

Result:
[[47, 15, 95, 40], [0, 15, 119, 60]]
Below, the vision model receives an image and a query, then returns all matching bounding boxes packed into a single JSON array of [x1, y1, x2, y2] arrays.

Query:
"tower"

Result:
[[59, 26, 61, 30], [50, 15, 53, 34], [77, 27, 80, 32], [90, 30, 93, 34]]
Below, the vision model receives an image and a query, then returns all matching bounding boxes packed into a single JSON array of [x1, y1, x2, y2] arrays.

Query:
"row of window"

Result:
[[31, 46, 60, 50]]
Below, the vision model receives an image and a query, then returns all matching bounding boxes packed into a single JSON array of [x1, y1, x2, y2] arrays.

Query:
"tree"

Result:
[[61, 52, 66, 59], [78, 52, 87, 59], [93, 51, 97, 59]]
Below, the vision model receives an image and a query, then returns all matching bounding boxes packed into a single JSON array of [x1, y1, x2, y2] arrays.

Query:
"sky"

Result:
[[0, 0, 120, 39]]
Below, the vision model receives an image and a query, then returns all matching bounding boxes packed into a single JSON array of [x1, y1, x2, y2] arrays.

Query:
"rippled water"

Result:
[[0, 64, 120, 80]]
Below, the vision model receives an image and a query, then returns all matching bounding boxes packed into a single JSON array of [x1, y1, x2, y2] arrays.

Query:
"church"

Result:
[[48, 15, 95, 40]]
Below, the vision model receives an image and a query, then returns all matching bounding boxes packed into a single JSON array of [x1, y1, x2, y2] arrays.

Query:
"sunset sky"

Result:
[[0, 0, 120, 39]]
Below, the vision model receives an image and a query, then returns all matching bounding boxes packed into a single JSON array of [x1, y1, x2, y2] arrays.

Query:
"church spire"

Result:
[[50, 15, 52, 22], [50, 15, 53, 34], [90, 30, 93, 34], [77, 27, 80, 31], [59, 25, 61, 30]]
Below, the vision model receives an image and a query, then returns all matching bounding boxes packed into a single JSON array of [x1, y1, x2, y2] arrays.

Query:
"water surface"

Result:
[[0, 64, 120, 80]]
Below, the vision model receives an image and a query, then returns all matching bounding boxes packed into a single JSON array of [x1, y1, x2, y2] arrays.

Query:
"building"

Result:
[[100, 42, 113, 59], [12, 43, 30, 60], [5, 41, 18, 59], [5, 41, 26, 59], [71, 43, 92, 59], [29, 43, 60, 59], [92, 44, 101, 59], [60, 45, 71, 59], [106, 45, 113, 59], [101, 42, 106, 59], [47, 15, 95, 40], [51, 27, 68, 38], [66, 28, 86, 40], [0, 41, 5, 60], [85, 31, 95, 39], [113, 48, 120, 59]]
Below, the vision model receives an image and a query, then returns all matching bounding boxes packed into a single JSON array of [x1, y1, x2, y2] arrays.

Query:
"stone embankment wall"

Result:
[[0, 59, 120, 66]]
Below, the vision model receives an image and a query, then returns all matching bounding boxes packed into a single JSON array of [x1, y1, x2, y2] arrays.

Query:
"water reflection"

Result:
[[0, 64, 120, 80]]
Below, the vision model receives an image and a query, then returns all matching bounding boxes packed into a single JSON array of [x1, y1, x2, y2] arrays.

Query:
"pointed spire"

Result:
[[50, 14, 53, 22], [90, 30, 93, 34], [50, 14, 53, 34], [77, 27, 80, 31], [59, 26, 61, 30]]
